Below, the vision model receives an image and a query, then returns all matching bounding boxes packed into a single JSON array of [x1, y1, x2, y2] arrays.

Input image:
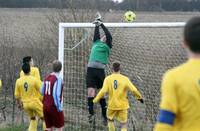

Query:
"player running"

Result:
[[15, 63, 45, 131], [41, 60, 64, 131], [87, 12, 112, 125], [93, 61, 144, 131], [154, 17, 200, 131]]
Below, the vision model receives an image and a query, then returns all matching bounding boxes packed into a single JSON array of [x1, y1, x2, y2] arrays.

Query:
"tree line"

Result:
[[0, 0, 199, 11]]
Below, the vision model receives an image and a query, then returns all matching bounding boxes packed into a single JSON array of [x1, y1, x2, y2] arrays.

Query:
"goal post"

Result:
[[58, 22, 185, 78], [58, 22, 186, 130]]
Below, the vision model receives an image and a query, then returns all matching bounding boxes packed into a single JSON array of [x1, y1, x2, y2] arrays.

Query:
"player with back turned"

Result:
[[20, 56, 43, 100], [15, 63, 45, 131], [93, 61, 144, 131], [20, 56, 43, 129], [154, 17, 200, 131], [41, 60, 64, 131], [86, 12, 112, 125]]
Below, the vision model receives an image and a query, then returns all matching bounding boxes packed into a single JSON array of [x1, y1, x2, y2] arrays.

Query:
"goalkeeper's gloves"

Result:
[[138, 99, 144, 104], [93, 12, 103, 26], [95, 12, 102, 21], [92, 19, 102, 26]]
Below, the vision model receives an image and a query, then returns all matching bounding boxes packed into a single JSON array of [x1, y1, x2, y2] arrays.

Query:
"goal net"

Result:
[[59, 22, 185, 131]]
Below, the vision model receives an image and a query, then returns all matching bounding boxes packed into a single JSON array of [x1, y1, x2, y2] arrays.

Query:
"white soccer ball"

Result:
[[124, 11, 136, 22]]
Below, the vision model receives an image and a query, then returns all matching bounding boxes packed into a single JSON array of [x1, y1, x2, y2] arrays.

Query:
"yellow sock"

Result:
[[108, 121, 115, 131], [28, 120, 37, 131], [43, 121, 46, 131], [121, 127, 127, 131]]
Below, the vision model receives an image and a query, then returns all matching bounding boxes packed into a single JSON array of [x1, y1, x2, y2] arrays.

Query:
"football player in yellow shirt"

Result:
[[20, 56, 42, 99], [154, 17, 200, 131], [93, 61, 144, 131], [20, 56, 43, 129], [15, 63, 45, 131]]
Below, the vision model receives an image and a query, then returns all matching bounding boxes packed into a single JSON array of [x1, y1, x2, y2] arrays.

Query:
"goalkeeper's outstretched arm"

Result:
[[93, 25, 100, 43], [101, 23, 112, 48]]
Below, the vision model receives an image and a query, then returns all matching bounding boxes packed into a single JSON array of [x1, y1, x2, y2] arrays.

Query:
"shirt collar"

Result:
[[51, 72, 60, 78]]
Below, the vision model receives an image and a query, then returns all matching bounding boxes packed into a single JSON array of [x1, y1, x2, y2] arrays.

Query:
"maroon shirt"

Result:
[[42, 74, 63, 109]]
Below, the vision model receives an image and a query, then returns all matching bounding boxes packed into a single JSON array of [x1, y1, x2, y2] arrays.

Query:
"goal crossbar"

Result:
[[59, 22, 185, 28], [58, 22, 186, 78]]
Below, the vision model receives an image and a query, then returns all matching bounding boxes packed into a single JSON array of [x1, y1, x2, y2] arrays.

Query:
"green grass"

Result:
[[0, 123, 107, 131], [0, 123, 44, 131], [0, 124, 27, 131]]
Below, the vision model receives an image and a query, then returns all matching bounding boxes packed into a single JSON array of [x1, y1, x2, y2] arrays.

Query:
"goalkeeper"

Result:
[[93, 61, 143, 131], [154, 17, 200, 131], [87, 12, 112, 125]]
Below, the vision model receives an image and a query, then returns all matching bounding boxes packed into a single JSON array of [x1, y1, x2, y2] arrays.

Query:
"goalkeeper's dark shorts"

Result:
[[86, 67, 105, 89], [43, 106, 64, 128]]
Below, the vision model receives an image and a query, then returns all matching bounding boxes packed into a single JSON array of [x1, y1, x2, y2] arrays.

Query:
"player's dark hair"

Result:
[[184, 16, 200, 53], [112, 61, 120, 72], [23, 56, 32, 64], [53, 60, 62, 73], [22, 63, 30, 74]]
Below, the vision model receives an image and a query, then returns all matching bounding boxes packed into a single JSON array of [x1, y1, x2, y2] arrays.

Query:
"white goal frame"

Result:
[[58, 22, 185, 78]]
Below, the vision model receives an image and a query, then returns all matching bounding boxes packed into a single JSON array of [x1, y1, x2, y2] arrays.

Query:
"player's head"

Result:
[[23, 56, 34, 66], [53, 60, 62, 73], [22, 63, 30, 74], [100, 35, 106, 43], [112, 61, 121, 72], [183, 16, 200, 53]]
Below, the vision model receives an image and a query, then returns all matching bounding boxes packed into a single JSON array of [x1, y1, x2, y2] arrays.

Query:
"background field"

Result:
[[0, 8, 199, 130]]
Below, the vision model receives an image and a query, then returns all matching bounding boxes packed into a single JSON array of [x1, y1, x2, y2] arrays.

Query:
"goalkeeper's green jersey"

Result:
[[154, 59, 200, 131], [89, 40, 110, 64]]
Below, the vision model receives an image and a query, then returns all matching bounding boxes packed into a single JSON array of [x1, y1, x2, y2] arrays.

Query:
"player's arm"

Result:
[[154, 72, 177, 131], [14, 80, 23, 109], [100, 23, 112, 48], [127, 78, 142, 101], [33, 69, 43, 100], [14, 80, 20, 100], [34, 67, 41, 80], [93, 25, 100, 42], [35, 78, 42, 93], [40, 81, 45, 96], [53, 78, 63, 112], [36, 79, 43, 101], [93, 78, 108, 103]]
